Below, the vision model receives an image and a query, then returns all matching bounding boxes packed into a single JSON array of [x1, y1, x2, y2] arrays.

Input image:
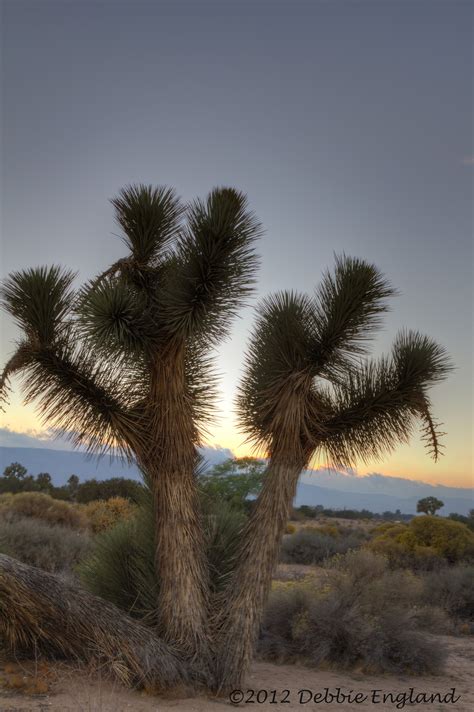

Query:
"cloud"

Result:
[[0, 427, 74, 451], [0, 427, 234, 466], [461, 156, 474, 165]]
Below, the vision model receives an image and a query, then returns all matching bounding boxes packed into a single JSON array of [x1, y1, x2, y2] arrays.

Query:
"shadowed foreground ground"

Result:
[[0, 635, 472, 711]]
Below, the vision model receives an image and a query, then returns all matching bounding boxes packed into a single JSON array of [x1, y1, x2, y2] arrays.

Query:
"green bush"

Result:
[[406, 516, 474, 563], [0, 492, 87, 530], [201, 498, 246, 589], [369, 516, 474, 569], [78, 495, 245, 620], [0, 516, 90, 574], [281, 526, 366, 565], [259, 550, 446, 674], [78, 510, 158, 623], [449, 512, 474, 532]]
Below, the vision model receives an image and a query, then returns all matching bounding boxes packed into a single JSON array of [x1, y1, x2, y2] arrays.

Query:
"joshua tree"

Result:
[[213, 257, 451, 690], [0, 187, 451, 693], [0, 184, 261, 661], [417, 496, 444, 515]]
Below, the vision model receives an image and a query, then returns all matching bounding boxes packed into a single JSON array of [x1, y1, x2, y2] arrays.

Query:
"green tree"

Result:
[[66, 474, 80, 501], [0, 187, 451, 692], [417, 496, 444, 515], [199, 457, 265, 509], [74, 477, 143, 503], [0, 462, 36, 493], [36, 472, 52, 491], [3, 462, 27, 480]]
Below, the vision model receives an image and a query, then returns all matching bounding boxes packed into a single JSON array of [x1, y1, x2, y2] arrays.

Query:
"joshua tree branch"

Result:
[[22, 345, 146, 455], [0, 343, 33, 410]]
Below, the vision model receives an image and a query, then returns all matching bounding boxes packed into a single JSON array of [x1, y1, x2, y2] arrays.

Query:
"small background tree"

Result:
[[417, 496, 444, 515]]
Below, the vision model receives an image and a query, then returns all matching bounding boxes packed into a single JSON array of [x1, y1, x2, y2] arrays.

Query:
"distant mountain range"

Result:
[[0, 445, 232, 481], [0, 444, 472, 516]]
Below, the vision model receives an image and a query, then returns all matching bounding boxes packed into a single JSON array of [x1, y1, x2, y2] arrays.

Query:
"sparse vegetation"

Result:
[[421, 565, 474, 622], [259, 551, 446, 674], [291, 504, 413, 522], [281, 525, 367, 565], [0, 516, 90, 574]]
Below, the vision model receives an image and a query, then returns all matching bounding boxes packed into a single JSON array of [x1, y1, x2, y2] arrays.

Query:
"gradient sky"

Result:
[[1, 0, 472, 487]]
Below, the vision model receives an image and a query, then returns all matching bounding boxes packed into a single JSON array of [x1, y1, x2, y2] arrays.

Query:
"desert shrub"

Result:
[[449, 512, 474, 532], [412, 605, 454, 634], [285, 523, 296, 535], [406, 516, 474, 563], [202, 500, 246, 589], [369, 536, 444, 571], [79, 495, 245, 620], [370, 521, 403, 537], [281, 526, 366, 565], [0, 516, 90, 573], [369, 516, 474, 569], [317, 524, 340, 538], [78, 511, 157, 622], [81, 496, 137, 533], [421, 565, 474, 621], [0, 492, 87, 530], [259, 550, 446, 674]]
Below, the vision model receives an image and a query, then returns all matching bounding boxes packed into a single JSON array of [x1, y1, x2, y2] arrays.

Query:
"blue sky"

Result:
[[1, 0, 472, 486]]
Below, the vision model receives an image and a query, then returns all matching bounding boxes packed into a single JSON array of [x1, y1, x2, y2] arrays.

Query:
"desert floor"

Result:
[[0, 634, 472, 712]]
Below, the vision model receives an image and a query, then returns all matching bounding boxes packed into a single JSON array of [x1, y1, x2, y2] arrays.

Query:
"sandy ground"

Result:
[[0, 635, 472, 712]]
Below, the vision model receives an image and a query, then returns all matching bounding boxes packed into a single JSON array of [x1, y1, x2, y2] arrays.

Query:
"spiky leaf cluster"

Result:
[[157, 188, 262, 344], [238, 255, 451, 465], [2, 266, 75, 345], [111, 184, 183, 266], [1, 184, 261, 456]]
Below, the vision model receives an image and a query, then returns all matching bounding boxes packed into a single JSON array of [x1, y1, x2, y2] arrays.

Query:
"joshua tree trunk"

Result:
[[212, 455, 306, 692], [149, 463, 210, 658], [145, 347, 210, 660]]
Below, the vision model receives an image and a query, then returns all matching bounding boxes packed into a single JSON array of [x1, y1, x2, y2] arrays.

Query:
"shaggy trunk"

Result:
[[145, 347, 210, 661], [213, 455, 305, 692], [0, 554, 188, 690]]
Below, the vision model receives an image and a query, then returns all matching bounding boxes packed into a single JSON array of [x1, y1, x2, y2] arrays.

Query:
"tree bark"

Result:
[[145, 347, 210, 661], [212, 457, 305, 692], [0, 554, 188, 690], [150, 464, 210, 658]]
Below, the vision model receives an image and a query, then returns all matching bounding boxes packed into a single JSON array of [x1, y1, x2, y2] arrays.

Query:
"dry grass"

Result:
[[0, 554, 187, 691], [0, 492, 87, 530], [0, 516, 90, 574]]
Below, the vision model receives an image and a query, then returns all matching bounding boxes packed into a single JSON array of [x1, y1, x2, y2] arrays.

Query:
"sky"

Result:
[[1, 0, 472, 487]]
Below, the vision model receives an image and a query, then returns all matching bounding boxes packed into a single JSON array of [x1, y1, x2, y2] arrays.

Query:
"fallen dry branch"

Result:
[[0, 554, 188, 690]]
